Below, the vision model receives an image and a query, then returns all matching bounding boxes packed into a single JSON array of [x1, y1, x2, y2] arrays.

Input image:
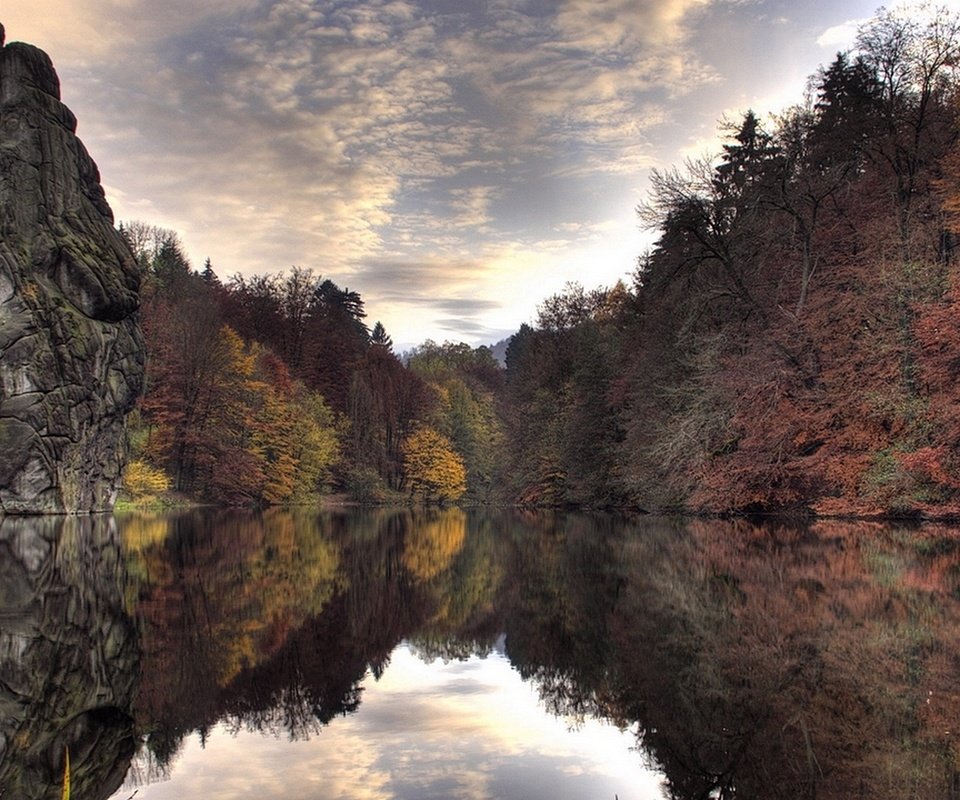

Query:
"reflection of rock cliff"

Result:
[[0, 515, 139, 800], [0, 26, 144, 513]]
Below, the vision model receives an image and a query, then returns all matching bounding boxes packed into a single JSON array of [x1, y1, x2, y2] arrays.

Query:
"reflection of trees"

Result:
[[124, 507, 487, 765], [401, 507, 466, 581], [0, 516, 139, 800], [512, 516, 960, 799], [122, 508, 960, 799], [408, 510, 508, 662], [123, 508, 344, 758], [503, 514, 627, 722], [609, 520, 767, 799]]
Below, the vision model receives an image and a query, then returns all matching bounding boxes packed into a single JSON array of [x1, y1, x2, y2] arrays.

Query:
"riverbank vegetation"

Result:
[[122, 5, 960, 518]]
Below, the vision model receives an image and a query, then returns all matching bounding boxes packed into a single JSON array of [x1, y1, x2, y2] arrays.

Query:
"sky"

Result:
[[6, 0, 956, 349]]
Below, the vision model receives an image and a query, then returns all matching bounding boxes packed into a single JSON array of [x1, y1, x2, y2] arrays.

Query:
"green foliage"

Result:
[[290, 392, 341, 501], [345, 466, 387, 504], [371, 320, 393, 350], [502, 295, 632, 506]]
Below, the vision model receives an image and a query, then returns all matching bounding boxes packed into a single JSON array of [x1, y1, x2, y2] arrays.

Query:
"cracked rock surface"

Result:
[[0, 30, 144, 514]]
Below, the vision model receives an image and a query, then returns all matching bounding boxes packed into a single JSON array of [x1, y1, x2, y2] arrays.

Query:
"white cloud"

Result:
[[816, 18, 864, 51], [551, 0, 713, 49]]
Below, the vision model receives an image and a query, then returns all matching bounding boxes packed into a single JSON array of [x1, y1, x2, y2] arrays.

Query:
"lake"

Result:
[[1, 508, 959, 799]]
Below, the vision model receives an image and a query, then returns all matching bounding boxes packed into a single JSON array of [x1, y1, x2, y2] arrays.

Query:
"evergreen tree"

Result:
[[371, 321, 393, 350]]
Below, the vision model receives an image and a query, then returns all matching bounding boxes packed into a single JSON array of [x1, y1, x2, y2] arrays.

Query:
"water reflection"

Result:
[[5, 509, 960, 798], [605, 518, 960, 799], [0, 515, 138, 800]]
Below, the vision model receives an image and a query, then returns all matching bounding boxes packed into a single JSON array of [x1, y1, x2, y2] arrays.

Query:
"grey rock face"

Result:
[[0, 34, 144, 513]]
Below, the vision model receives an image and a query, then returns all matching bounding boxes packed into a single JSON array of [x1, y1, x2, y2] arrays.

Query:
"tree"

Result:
[[277, 266, 317, 370], [347, 346, 431, 493], [152, 238, 194, 296], [810, 51, 882, 173], [289, 391, 341, 501], [856, 5, 960, 253], [536, 282, 610, 331], [371, 321, 393, 350], [223, 273, 283, 352], [200, 257, 221, 287], [638, 149, 774, 321], [303, 278, 371, 409], [122, 459, 172, 500], [119, 220, 180, 271], [714, 110, 779, 197], [502, 323, 567, 504], [402, 426, 467, 502], [406, 341, 505, 499]]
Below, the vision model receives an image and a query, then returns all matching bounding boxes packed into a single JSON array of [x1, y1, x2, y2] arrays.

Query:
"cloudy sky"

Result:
[[6, 0, 954, 348]]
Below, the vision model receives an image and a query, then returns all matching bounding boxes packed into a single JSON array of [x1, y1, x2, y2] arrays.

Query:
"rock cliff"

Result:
[[0, 25, 144, 513]]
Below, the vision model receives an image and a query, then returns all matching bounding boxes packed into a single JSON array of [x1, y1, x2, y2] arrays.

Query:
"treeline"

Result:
[[122, 226, 504, 506], [124, 5, 960, 516], [504, 5, 960, 516]]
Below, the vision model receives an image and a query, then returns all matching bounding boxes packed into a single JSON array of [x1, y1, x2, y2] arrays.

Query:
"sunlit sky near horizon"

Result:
[[7, 0, 960, 349]]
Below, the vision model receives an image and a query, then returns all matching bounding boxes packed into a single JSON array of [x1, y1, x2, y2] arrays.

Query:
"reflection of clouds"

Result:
[[120, 727, 393, 799], [348, 647, 664, 800], [112, 644, 665, 799]]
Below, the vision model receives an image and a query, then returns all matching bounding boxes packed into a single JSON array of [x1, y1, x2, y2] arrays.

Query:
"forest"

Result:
[[122, 5, 960, 518]]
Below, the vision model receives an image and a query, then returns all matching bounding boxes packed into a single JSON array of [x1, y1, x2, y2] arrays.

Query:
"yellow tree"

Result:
[[121, 459, 172, 501], [402, 426, 467, 502], [251, 382, 299, 504]]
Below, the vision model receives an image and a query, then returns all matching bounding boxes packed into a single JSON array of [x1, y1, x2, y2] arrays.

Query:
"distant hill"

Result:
[[489, 336, 512, 367]]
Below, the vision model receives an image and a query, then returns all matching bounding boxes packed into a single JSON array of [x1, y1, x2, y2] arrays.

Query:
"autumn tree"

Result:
[[121, 459, 171, 500], [137, 260, 341, 505], [402, 426, 467, 502]]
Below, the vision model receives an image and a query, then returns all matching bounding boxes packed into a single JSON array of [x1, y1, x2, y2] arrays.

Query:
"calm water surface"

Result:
[[2, 508, 960, 799]]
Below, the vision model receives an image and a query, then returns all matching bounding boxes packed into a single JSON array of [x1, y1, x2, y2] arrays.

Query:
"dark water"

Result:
[[2, 509, 960, 799]]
